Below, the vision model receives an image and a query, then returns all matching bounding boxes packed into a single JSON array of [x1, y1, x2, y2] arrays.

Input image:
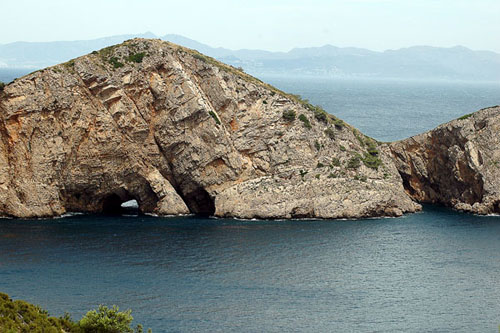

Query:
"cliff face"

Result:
[[0, 38, 419, 219], [391, 106, 500, 214]]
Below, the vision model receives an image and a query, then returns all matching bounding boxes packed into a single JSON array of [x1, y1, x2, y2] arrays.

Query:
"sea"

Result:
[[1, 70, 500, 332]]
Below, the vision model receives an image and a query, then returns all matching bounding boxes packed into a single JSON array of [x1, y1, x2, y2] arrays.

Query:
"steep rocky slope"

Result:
[[0, 38, 419, 219], [391, 106, 500, 214]]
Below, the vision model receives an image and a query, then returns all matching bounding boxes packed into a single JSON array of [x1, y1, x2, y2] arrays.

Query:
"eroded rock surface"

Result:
[[391, 106, 500, 214], [0, 38, 419, 218]]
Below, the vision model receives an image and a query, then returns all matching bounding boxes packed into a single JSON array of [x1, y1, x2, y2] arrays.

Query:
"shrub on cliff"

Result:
[[365, 138, 379, 156], [347, 155, 361, 169], [313, 107, 328, 123], [458, 113, 473, 120], [282, 109, 296, 121], [362, 153, 382, 170], [0, 82, 5, 92], [109, 57, 124, 69], [330, 157, 341, 167], [298, 114, 312, 129], [324, 128, 335, 139], [127, 52, 146, 63], [334, 118, 344, 129]]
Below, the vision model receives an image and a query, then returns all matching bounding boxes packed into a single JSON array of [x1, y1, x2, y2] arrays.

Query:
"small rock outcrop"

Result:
[[391, 106, 500, 214], [0, 38, 419, 219]]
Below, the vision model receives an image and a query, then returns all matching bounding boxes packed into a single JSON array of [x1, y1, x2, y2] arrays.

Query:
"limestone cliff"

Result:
[[0, 38, 419, 219], [391, 106, 500, 214]]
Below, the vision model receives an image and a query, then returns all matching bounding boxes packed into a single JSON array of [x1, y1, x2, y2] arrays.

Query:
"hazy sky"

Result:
[[2, 0, 500, 52]]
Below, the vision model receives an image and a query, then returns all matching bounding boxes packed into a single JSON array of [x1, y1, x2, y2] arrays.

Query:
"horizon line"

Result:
[[1, 32, 499, 55]]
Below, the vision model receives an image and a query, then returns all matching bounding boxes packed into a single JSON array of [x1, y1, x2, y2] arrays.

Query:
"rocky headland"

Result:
[[390, 105, 500, 215], [0, 38, 421, 219]]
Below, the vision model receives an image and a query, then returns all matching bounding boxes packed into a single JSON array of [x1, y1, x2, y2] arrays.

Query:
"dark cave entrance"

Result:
[[183, 187, 215, 216], [101, 193, 140, 215], [99, 184, 216, 217]]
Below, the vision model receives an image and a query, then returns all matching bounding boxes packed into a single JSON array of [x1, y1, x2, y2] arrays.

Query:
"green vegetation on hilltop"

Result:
[[109, 57, 125, 69], [93, 41, 148, 70], [0, 81, 5, 92], [333, 118, 345, 129], [0, 292, 150, 333], [20, 38, 354, 141], [127, 52, 146, 63], [458, 113, 473, 120], [455, 106, 499, 121]]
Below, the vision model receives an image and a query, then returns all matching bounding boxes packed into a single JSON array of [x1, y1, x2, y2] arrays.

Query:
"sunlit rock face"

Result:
[[0, 38, 419, 219], [391, 106, 500, 214]]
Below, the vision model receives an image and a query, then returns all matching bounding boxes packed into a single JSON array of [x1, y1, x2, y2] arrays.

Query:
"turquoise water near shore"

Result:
[[1, 76, 500, 332]]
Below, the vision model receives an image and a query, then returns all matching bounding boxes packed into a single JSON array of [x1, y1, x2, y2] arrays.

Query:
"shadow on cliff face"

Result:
[[182, 187, 215, 216]]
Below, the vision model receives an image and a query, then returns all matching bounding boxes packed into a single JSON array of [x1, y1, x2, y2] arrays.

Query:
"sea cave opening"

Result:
[[183, 187, 215, 216], [101, 193, 140, 215]]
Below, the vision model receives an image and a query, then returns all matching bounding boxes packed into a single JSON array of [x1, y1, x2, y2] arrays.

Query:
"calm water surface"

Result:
[[1, 208, 500, 332], [1, 76, 500, 332]]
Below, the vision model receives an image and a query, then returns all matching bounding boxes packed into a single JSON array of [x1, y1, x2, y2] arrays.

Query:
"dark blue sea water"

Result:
[[1, 208, 500, 332], [1, 76, 500, 332]]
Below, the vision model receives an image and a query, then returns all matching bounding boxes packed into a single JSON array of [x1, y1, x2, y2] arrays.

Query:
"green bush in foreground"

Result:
[[0, 82, 6, 92], [0, 292, 73, 332], [0, 292, 150, 333], [79, 305, 147, 333]]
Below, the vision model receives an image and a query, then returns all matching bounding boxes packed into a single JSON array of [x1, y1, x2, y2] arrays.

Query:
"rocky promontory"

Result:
[[391, 106, 500, 215], [0, 38, 420, 219]]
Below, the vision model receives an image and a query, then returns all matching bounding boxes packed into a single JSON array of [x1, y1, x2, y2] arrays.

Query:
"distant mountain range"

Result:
[[1, 32, 500, 81]]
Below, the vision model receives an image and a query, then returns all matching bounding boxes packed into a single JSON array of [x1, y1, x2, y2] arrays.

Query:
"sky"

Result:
[[2, 0, 500, 52]]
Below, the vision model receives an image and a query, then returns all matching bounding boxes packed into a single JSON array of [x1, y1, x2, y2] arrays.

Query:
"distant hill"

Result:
[[1, 32, 500, 81]]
